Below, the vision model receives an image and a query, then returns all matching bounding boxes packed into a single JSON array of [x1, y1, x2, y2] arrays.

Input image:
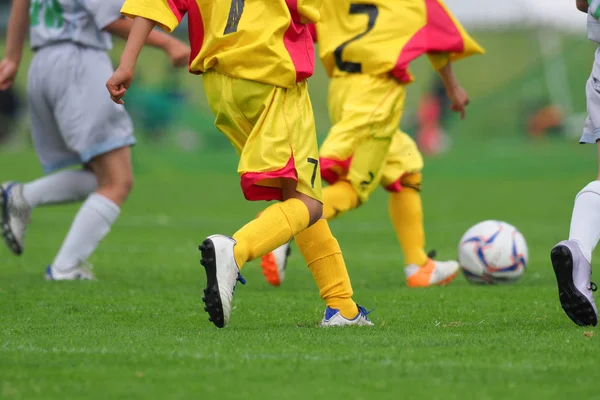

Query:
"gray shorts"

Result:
[[28, 43, 135, 174], [581, 48, 600, 144]]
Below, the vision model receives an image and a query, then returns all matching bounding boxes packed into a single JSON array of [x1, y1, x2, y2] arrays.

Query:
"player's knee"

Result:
[[303, 198, 323, 226], [99, 173, 134, 204], [280, 179, 322, 225], [401, 172, 422, 192]]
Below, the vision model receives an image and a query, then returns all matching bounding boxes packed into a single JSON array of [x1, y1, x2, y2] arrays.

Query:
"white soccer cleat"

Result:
[[320, 305, 374, 327], [260, 241, 291, 286], [0, 182, 31, 255], [45, 264, 95, 281], [199, 235, 246, 328], [405, 257, 460, 288], [551, 240, 598, 326]]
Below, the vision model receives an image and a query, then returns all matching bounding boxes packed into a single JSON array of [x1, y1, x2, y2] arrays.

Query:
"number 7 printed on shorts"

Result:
[[307, 158, 319, 189], [224, 0, 245, 34]]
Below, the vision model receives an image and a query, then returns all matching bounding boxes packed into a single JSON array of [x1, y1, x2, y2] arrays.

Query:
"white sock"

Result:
[[52, 193, 120, 271], [22, 169, 98, 208], [568, 180, 600, 263]]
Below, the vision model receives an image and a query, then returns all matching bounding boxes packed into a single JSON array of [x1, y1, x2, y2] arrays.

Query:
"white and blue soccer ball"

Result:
[[458, 220, 528, 284]]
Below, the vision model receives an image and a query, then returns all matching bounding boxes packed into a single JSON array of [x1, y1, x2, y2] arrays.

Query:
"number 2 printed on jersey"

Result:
[[334, 3, 379, 73]]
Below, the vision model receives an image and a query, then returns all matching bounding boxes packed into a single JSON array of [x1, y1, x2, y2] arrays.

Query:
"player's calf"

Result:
[[259, 184, 324, 287], [47, 147, 132, 280]]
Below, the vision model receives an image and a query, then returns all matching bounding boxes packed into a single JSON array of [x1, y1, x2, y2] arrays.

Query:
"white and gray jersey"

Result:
[[29, 0, 124, 51]]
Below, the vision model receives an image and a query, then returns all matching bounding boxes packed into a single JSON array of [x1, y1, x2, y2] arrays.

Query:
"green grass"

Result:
[[1, 137, 599, 399], [1, 24, 599, 400]]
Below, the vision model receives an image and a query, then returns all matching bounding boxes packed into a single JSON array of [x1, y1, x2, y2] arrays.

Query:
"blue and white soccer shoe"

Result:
[[45, 264, 96, 281], [321, 305, 374, 327], [0, 182, 30, 256], [199, 235, 246, 328]]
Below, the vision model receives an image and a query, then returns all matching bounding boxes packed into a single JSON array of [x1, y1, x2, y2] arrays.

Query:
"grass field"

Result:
[[1, 136, 599, 399]]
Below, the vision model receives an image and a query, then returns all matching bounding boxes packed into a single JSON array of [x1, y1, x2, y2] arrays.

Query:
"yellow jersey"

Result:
[[314, 0, 484, 82], [121, 0, 322, 88]]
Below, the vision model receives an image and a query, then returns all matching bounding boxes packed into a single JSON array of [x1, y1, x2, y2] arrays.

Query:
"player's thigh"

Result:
[[53, 46, 135, 165], [380, 130, 424, 191], [27, 54, 78, 174]]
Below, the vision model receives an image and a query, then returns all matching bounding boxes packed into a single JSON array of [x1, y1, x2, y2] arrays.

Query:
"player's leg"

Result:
[[261, 75, 404, 285], [382, 132, 459, 287], [248, 182, 367, 325], [259, 76, 362, 282], [45, 45, 135, 280], [1, 47, 98, 255], [47, 147, 133, 280], [279, 92, 367, 325], [22, 169, 98, 208], [551, 173, 599, 326], [293, 212, 370, 326], [256, 81, 369, 325], [1, 169, 98, 255], [199, 73, 370, 327], [319, 75, 405, 219], [198, 72, 320, 327], [550, 64, 600, 326]]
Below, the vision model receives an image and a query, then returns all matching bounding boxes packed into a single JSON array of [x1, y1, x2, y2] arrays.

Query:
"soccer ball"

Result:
[[458, 220, 528, 284]]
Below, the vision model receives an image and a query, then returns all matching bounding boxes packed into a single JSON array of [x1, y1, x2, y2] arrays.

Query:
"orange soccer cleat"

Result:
[[405, 253, 459, 288], [260, 242, 291, 286]]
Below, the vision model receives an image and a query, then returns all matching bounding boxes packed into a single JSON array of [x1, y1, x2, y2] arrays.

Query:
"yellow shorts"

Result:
[[203, 71, 322, 202], [319, 74, 423, 202], [379, 131, 424, 191]]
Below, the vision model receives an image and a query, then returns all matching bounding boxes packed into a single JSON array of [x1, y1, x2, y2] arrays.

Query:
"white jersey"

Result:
[[29, 0, 124, 51]]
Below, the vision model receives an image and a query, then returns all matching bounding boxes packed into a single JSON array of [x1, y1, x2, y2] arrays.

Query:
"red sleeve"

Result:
[[307, 23, 317, 43]]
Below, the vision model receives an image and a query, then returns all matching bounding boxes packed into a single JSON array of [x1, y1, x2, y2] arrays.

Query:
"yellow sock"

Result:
[[233, 198, 309, 269], [322, 181, 360, 220], [295, 219, 358, 319], [388, 173, 428, 266]]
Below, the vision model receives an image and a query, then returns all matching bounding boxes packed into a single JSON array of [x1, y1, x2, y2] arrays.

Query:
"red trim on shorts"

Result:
[[283, 0, 315, 82], [240, 157, 298, 201], [384, 180, 403, 193], [187, 0, 204, 71], [320, 157, 352, 185], [166, 0, 183, 21], [391, 0, 464, 83]]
